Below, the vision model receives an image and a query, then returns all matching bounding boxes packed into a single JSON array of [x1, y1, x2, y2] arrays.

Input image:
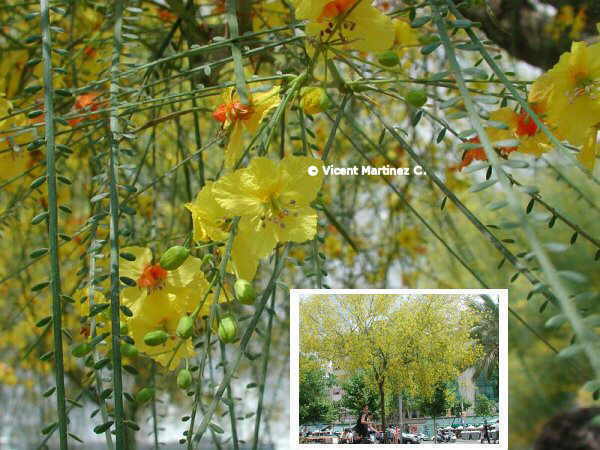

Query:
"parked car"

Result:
[[417, 433, 430, 441], [402, 432, 421, 444]]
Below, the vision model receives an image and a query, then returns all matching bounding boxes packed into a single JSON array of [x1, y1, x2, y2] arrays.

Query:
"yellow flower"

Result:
[[120, 247, 212, 367], [529, 41, 600, 168], [295, 0, 394, 53], [185, 181, 231, 243], [185, 182, 262, 280], [212, 155, 325, 267], [212, 86, 280, 168]]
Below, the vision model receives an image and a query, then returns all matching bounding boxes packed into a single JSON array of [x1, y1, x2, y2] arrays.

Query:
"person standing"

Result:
[[481, 422, 491, 444], [353, 405, 371, 443]]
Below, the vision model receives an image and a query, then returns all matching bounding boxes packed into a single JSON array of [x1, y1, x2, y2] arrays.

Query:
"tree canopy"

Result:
[[300, 293, 482, 429]]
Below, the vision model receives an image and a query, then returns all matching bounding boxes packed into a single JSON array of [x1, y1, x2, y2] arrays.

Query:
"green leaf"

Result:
[[94, 421, 114, 434], [411, 16, 431, 28], [421, 42, 441, 55], [209, 423, 224, 434], [557, 344, 584, 359], [469, 179, 498, 193], [545, 314, 566, 329], [487, 200, 508, 211]]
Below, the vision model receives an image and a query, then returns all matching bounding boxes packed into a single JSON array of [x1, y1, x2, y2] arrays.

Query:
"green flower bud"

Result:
[[135, 387, 155, 404], [377, 50, 399, 67], [177, 369, 193, 390], [120, 342, 138, 358], [159, 245, 189, 270], [72, 342, 93, 358], [143, 330, 169, 346], [406, 89, 428, 108], [234, 279, 256, 305], [176, 315, 194, 339], [218, 315, 238, 344]]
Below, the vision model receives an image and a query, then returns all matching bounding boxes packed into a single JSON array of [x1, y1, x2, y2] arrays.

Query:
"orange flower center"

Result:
[[212, 102, 253, 123], [319, 0, 356, 20], [516, 111, 538, 137], [138, 264, 168, 290], [84, 46, 97, 58]]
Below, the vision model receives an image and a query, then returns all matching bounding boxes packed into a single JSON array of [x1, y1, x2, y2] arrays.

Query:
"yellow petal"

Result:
[[213, 157, 281, 216], [185, 181, 231, 242], [120, 247, 152, 280], [275, 206, 318, 243], [280, 156, 324, 207], [225, 122, 245, 168], [579, 128, 598, 169]]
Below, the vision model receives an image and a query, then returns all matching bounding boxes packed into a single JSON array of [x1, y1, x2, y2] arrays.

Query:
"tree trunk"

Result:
[[378, 380, 386, 442]]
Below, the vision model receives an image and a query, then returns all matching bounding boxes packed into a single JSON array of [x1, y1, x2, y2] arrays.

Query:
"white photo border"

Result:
[[289, 289, 509, 450]]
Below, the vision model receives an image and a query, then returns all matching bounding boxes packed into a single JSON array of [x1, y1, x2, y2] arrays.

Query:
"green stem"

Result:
[[151, 362, 160, 449], [226, 0, 250, 105], [251, 287, 277, 450], [107, 0, 126, 446], [39, 0, 68, 447]]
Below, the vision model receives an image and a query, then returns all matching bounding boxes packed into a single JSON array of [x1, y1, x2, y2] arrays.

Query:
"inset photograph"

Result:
[[290, 289, 507, 449]]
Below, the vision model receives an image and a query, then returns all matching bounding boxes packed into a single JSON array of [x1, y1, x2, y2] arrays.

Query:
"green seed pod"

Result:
[[71, 342, 93, 358], [177, 369, 193, 390], [377, 50, 399, 67], [135, 387, 155, 404], [234, 279, 256, 305], [406, 89, 428, 108], [143, 330, 169, 346], [176, 315, 194, 339], [218, 315, 238, 344], [159, 245, 190, 270], [120, 342, 139, 358]]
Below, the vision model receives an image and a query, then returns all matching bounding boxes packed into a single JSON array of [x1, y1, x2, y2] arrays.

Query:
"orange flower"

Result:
[[156, 7, 177, 22], [457, 136, 517, 170], [68, 92, 104, 127], [83, 46, 97, 58], [137, 264, 168, 291]]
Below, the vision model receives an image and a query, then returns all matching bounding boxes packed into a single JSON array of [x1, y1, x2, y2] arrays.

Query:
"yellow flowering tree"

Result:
[[300, 294, 480, 430]]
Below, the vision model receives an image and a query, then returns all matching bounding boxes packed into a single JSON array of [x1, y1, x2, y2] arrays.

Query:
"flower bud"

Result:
[[120, 321, 129, 335], [72, 342, 93, 358], [143, 330, 169, 346], [234, 279, 256, 305], [120, 342, 138, 358], [176, 315, 194, 339], [159, 245, 190, 270], [177, 369, 193, 390], [377, 50, 399, 67], [406, 89, 428, 108], [300, 87, 331, 115], [217, 315, 238, 344], [135, 387, 155, 404]]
